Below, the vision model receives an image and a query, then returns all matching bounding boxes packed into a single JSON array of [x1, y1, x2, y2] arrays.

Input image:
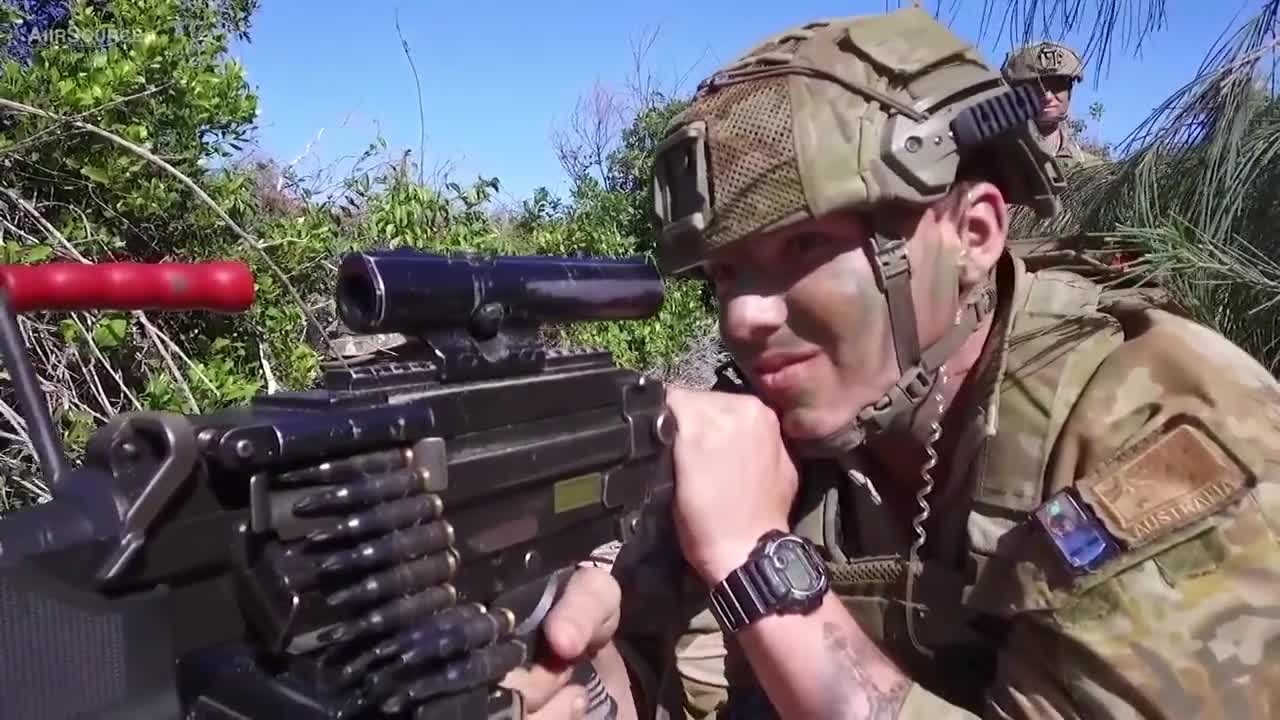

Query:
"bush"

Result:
[[0, 1, 714, 510]]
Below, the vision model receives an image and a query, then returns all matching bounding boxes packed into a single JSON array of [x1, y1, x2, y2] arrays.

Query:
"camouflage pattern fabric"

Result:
[[607, 253, 1280, 719], [1041, 123, 1101, 172], [1002, 42, 1100, 173], [1002, 42, 1085, 83], [649, 8, 1063, 275]]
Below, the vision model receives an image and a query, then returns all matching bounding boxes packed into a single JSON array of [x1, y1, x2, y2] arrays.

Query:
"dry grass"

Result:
[[653, 323, 729, 390]]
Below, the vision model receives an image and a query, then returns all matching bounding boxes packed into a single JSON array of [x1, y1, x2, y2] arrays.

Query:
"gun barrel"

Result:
[[0, 262, 256, 313], [336, 250, 665, 333]]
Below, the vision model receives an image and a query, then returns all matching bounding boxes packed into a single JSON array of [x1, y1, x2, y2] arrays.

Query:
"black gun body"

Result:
[[0, 350, 673, 720]]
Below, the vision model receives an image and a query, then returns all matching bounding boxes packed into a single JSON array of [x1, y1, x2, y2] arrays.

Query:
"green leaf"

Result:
[[91, 317, 128, 349], [58, 319, 80, 345], [21, 246, 53, 263], [79, 163, 109, 184]]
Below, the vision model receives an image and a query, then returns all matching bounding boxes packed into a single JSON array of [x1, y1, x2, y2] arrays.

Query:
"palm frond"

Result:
[[1008, 0, 1280, 371], [969, 0, 1169, 79], [1106, 218, 1280, 364], [906, 0, 1170, 76]]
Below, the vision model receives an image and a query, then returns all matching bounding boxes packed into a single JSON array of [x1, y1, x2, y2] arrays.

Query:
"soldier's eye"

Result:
[[1043, 77, 1072, 94]]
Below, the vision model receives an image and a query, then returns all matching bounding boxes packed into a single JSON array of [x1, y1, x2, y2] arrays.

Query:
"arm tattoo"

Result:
[[821, 621, 910, 720]]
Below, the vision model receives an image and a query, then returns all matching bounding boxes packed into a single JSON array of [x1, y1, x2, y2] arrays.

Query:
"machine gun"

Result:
[[0, 250, 678, 720]]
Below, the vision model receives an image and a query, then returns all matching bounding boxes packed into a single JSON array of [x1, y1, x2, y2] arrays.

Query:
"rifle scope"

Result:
[[335, 249, 666, 334]]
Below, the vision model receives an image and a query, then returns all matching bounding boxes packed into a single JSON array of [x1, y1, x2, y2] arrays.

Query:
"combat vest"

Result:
[[780, 257, 1128, 713]]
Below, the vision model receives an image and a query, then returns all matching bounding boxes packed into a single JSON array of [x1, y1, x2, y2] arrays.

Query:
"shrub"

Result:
[[0, 1, 714, 510]]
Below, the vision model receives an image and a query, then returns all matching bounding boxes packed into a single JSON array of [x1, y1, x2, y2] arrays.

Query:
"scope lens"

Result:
[[336, 257, 384, 331]]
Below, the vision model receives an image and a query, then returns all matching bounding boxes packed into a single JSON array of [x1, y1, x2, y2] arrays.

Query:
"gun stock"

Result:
[[0, 252, 678, 720]]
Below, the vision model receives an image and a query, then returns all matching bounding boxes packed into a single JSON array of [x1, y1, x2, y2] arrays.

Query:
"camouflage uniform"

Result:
[[1000, 42, 1118, 274], [614, 253, 1280, 719], [1042, 122, 1097, 171], [1002, 42, 1102, 171], [610, 9, 1280, 720]]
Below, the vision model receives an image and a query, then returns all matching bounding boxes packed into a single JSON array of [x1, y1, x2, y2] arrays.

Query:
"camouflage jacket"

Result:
[[1042, 124, 1100, 171], [609, 252, 1280, 719]]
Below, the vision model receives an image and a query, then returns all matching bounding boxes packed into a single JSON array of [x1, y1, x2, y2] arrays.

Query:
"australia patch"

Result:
[[1075, 416, 1255, 549]]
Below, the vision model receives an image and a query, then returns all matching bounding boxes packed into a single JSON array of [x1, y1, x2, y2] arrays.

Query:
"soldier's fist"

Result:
[[665, 385, 799, 585]]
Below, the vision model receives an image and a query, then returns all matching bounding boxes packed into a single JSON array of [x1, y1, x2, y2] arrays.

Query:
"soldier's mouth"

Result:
[[753, 350, 821, 398]]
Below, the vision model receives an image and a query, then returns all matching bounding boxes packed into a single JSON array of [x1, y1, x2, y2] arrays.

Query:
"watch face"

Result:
[[772, 539, 823, 595]]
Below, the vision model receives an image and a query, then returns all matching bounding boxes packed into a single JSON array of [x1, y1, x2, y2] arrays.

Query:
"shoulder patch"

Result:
[[1075, 416, 1255, 549]]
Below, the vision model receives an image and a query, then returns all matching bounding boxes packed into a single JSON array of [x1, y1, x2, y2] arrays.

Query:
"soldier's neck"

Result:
[[1038, 123, 1065, 147], [863, 312, 996, 514]]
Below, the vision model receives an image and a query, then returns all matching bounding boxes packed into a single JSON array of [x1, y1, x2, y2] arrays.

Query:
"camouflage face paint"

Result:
[[719, 214, 900, 441], [804, 247, 893, 409]]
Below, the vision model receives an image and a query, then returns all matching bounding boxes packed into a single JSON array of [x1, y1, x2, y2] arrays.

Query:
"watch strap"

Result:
[[708, 530, 829, 634], [709, 561, 773, 633]]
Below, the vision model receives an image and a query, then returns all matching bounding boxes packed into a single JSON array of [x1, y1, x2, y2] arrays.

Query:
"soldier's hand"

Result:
[[665, 385, 798, 585], [500, 567, 622, 719]]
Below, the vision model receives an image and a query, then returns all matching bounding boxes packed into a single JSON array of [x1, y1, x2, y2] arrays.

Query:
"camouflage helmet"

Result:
[[1002, 41, 1085, 83], [649, 8, 1066, 455], [650, 8, 1064, 276]]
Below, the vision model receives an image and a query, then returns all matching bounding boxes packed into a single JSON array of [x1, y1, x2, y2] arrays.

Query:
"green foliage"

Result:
[[1, 0, 268, 396], [0, 0, 711, 511], [1067, 101, 1112, 160], [602, 99, 690, 254], [1011, 5, 1280, 372], [2, 0, 258, 228], [0, 0, 282, 504]]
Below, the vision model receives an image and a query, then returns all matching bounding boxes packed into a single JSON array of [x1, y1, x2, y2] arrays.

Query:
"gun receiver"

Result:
[[0, 252, 677, 720]]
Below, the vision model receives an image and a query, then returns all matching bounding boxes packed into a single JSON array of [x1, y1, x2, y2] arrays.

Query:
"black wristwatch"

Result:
[[708, 530, 829, 634]]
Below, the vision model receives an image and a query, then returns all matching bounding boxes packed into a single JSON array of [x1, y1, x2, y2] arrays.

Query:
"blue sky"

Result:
[[228, 1, 1256, 207]]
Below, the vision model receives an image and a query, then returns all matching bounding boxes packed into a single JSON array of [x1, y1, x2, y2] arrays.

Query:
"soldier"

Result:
[[504, 7, 1280, 720], [1002, 41, 1102, 170]]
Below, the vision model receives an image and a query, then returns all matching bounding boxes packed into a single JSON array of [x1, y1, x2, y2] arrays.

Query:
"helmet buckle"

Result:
[[872, 237, 911, 292], [900, 365, 936, 404]]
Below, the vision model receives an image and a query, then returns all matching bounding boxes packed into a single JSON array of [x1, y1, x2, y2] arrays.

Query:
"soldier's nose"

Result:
[[722, 292, 787, 345]]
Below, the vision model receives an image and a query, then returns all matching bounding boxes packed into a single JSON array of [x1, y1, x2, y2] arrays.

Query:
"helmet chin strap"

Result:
[[787, 222, 996, 460]]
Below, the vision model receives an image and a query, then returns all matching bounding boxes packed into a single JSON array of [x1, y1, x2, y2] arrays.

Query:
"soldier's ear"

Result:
[[954, 181, 1006, 287]]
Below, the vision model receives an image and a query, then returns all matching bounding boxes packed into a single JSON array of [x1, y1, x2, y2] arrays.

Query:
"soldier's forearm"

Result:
[[736, 592, 910, 720]]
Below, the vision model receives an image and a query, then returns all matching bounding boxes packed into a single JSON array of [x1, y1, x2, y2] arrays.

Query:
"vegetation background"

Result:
[[0, 0, 1278, 511]]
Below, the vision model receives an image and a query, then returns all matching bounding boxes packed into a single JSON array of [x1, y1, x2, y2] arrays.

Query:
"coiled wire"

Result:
[[904, 370, 947, 657]]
